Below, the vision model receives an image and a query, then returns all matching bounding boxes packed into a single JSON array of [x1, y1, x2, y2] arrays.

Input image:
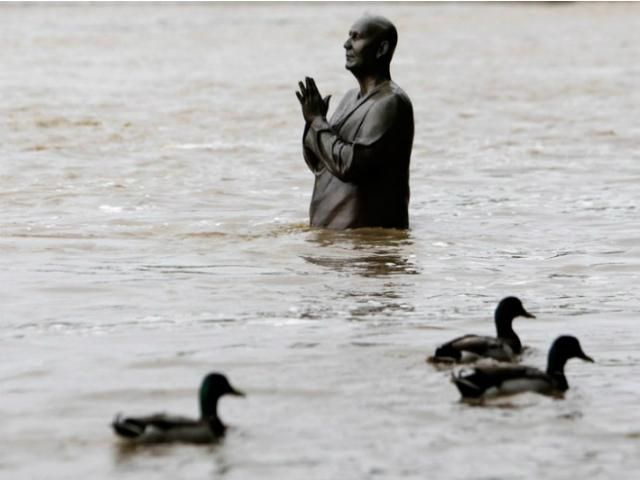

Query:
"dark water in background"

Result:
[[1, 2, 639, 479]]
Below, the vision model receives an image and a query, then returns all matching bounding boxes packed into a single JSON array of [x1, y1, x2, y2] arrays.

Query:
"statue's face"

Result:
[[344, 18, 381, 73]]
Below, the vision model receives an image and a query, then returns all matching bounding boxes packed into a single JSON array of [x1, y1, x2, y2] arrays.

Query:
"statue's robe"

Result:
[[302, 80, 414, 230]]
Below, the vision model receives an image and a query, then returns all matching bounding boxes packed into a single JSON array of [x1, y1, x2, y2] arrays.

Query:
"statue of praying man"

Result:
[[296, 15, 414, 230]]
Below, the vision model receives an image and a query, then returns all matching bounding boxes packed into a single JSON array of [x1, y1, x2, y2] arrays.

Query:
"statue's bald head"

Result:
[[344, 15, 399, 76], [356, 15, 398, 64]]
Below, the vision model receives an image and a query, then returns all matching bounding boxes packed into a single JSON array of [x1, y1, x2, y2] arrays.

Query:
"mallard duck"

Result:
[[428, 296, 535, 363], [112, 372, 244, 444], [452, 335, 594, 399]]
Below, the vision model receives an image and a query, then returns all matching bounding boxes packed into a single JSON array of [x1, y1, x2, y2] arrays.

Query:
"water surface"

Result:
[[1, 2, 639, 479]]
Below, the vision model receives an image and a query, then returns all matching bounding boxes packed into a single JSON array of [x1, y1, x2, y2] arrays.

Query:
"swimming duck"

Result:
[[112, 372, 244, 444], [452, 335, 594, 399], [428, 296, 535, 363]]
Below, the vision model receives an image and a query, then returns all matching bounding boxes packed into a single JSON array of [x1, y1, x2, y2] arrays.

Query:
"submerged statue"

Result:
[[296, 15, 414, 230]]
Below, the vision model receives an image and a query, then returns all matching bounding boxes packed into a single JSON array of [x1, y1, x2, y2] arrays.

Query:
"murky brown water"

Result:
[[2, 2, 639, 479]]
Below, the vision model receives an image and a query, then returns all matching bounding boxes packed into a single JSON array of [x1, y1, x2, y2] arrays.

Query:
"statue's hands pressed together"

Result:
[[296, 76, 331, 124]]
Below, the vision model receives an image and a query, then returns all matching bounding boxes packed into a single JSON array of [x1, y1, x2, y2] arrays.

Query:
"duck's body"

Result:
[[112, 373, 244, 444], [113, 413, 224, 444], [433, 334, 517, 363], [452, 335, 593, 400], [453, 364, 561, 398], [429, 297, 534, 364]]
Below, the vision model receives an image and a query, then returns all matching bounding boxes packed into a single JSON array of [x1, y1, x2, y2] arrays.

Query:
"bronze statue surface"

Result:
[[297, 15, 414, 230]]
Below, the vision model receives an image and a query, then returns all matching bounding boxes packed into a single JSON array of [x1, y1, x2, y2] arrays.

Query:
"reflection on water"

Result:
[[111, 441, 226, 478], [302, 228, 419, 320], [302, 228, 420, 278], [112, 441, 222, 461]]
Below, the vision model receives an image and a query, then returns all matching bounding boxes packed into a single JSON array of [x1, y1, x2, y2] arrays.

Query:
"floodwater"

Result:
[[1, 2, 639, 479]]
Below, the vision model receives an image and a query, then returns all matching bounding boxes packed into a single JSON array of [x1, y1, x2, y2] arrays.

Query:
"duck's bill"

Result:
[[230, 387, 246, 397], [580, 353, 595, 363], [522, 310, 536, 319]]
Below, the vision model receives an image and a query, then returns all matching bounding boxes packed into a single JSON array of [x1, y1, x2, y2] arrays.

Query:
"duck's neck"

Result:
[[201, 397, 226, 434], [546, 344, 568, 376], [201, 397, 219, 420], [495, 318, 521, 352], [206, 415, 226, 436], [546, 346, 570, 391]]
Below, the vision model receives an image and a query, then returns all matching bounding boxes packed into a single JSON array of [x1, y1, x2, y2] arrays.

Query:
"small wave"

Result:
[[163, 140, 283, 153], [35, 117, 101, 128], [99, 205, 124, 213]]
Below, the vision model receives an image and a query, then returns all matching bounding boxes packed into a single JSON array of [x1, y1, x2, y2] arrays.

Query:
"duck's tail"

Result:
[[426, 354, 456, 365], [451, 371, 484, 398], [112, 414, 146, 439], [429, 343, 462, 363]]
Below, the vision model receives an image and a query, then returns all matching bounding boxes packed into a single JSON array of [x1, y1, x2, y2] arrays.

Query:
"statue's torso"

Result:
[[309, 82, 413, 230]]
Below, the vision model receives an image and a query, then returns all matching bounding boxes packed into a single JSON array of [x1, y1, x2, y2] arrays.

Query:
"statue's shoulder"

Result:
[[369, 82, 413, 120], [379, 81, 413, 108]]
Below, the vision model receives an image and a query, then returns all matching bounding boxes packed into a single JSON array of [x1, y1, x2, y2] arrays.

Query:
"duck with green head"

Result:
[[428, 296, 535, 364], [112, 373, 244, 444], [452, 335, 594, 400]]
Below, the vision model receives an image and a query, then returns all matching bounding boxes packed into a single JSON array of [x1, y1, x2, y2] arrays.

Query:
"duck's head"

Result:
[[548, 335, 594, 366], [200, 373, 245, 417], [495, 296, 535, 323]]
